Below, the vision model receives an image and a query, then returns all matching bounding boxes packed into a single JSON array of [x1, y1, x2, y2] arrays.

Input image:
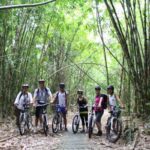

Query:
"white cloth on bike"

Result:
[[57, 92, 66, 107], [109, 94, 117, 107], [14, 92, 32, 110]]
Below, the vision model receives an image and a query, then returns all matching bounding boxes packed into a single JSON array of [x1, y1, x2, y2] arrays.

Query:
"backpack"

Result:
[[101, 94, 108, 109], [36, 88, 49, 104], [19, 92, 28, 101]]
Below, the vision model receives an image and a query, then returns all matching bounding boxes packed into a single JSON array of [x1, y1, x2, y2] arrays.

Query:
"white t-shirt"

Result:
[[109, 94, 117, 107], [34, 87, 52, 106], [58, 92, 67, 107], [14, 92, 32, 110]]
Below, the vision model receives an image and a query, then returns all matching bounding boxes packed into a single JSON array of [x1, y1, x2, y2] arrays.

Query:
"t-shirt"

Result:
[[14, 92, 32, 110], [57, 91, 67, 107], [94, 95, 104, 112], [34, 87, 52, 106], [109, 94, 117, 109], [77, 97, 88, 112]]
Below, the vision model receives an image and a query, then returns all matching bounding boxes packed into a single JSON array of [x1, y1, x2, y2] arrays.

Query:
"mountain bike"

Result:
[[106, 106, 124, 143], [41, 104, 49, 136], [52, 104, 63, 133], [72, 106, 87, 134], [19, 104, 32, 135], [88, 106, 95, 138]]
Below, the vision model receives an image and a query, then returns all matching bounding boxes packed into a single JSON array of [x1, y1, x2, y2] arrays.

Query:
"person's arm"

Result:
[[115, 94, 124, 107], [47, 88, 52, 102], [14, 92, 21, 106], [84, 97, 88, 107], [107, 96, 111, 110], [51, 92, 58, 104], [28, 93, 33, 105], [66, 92, 68, 109], [98, 97, 103, 107], [33, 89, 37, 107]]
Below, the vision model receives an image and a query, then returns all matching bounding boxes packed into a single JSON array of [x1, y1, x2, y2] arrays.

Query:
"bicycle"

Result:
[[52, 104, 63, 133], [106, 106, 124, 143], [88, 106, 95, 138], [72, 106, 87, 134], [19, 104, 32, 135], [40, 104, 49, 136]]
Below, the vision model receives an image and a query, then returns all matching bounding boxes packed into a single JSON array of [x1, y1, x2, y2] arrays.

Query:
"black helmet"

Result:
[[95, 85, 101, 90], [59, 83, 65, 88], [38, 79, 45, 83], [22, 84, 29, 88], [107, 85, 114, 91], [77, 89, 83, 94]]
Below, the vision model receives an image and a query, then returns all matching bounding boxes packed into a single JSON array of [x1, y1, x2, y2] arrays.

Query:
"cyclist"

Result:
[[33, 79, 52, 131], [107, 85, 124, 110], [53, 83, 68, 131], [77, 89, 88, 133], [94, 85, 106, 136], [14, 84, 33, 128]]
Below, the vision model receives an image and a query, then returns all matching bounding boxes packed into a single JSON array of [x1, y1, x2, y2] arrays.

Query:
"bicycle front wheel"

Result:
[[52, 115, 59, 133], [88, 116, 93, 139], [72, 115, 79, 134], [43, 115, 49, 136], [106, 118, 122, 143], [19, 114, 25, 136]]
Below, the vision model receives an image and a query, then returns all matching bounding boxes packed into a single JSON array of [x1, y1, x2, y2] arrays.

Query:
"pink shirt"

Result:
[[94, 95, 103, 112]]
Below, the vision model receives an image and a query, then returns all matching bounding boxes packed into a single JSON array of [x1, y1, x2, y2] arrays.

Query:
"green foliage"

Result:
[[0, 0, 131, 117]]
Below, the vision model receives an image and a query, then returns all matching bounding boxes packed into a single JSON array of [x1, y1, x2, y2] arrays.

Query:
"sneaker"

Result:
[[80, 129, 85, 133], [96, 130, 102, 136], [34, 127, 37, 133]]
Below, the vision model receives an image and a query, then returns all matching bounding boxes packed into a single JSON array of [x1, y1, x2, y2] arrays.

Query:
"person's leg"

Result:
[[35, 107, 40, 127], [95, 111, 104, 136], [84, 113, 88, 130], [80, 113, 85, 132], [63, 114, 67, 130], [15, 108, 20, 128]]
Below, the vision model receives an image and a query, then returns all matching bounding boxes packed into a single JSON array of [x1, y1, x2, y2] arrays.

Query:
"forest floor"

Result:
[[0, 110, 150, 150]]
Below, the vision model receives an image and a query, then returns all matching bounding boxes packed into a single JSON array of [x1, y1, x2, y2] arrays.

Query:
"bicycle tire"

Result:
[[72, 115, 79, 134], [19, 114, 25, 136], [52, 115, 59, 133], [88, 116, 93, 138], [43, 115, 48, 136], [107, 118, 122, 143]]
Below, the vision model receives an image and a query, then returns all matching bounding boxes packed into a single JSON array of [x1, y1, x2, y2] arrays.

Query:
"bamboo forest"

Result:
[[0, 0, 149, 149]]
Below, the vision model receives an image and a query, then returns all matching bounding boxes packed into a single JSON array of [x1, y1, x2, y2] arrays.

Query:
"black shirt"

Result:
[[77, 97, 88, 112]]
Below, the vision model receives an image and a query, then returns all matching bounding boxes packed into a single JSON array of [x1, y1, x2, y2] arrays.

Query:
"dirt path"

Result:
[[0, 110, 149, 150], [54, 110, 127, 150]]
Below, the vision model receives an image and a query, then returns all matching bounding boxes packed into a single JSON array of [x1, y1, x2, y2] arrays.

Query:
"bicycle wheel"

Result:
[[43, 115, 49, 136], [107, 118, 122, 143], [52, 115, 59, 133], [19, 114, 25, 135], [88, 116, 93, 138], [72, 115, 79, 134]]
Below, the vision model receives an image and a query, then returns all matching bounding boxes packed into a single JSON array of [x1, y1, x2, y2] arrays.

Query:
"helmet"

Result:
[[107, 85, 114, 91], [59, 83, 65, 88], [22, 84, 29, 88], [77, 89, 83, 94], [95, 85, 101, 90], [38, 79, 45, 83]]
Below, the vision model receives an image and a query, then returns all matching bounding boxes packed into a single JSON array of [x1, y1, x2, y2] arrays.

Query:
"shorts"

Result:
[[60, 107, 67, 115], [35, 105, 47, 118], [95, 111, 104, 122]]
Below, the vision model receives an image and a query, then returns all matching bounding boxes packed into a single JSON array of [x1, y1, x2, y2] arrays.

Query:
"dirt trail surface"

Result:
[[0, 111, 150, 150]]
